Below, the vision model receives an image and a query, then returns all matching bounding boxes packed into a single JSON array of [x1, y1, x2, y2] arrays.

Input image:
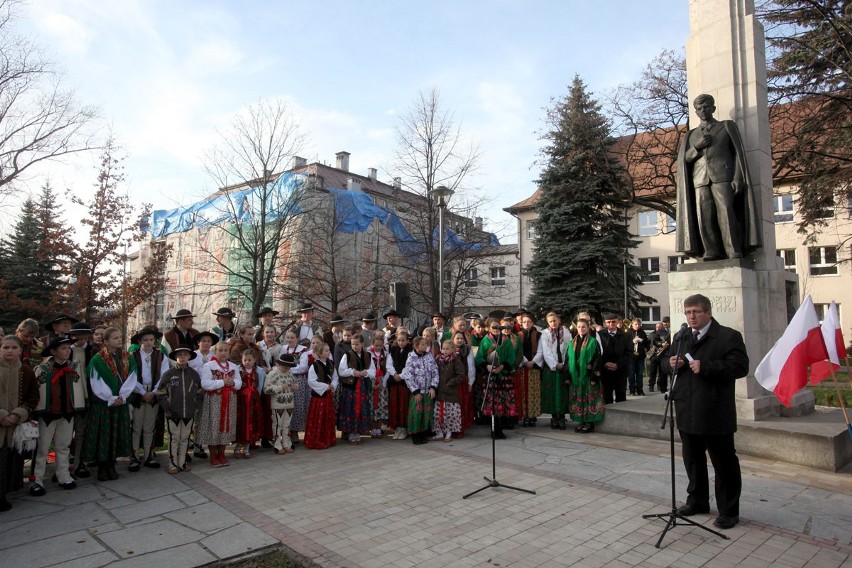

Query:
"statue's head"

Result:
[[693, 94, 716, 120]]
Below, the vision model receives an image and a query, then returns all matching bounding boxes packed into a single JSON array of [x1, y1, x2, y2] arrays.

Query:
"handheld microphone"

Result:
[[675, 322, 689, 340]]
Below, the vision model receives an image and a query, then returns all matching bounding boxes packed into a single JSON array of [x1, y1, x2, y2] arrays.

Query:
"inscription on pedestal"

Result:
[[672, 295, 738, 315]]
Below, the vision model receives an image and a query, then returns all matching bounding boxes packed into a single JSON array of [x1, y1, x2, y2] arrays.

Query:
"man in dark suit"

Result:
[[667, 294, 748, 530], [597, 313, 630, 404]]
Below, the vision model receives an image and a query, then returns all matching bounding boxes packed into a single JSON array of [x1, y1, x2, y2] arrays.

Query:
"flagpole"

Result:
[[826, 363, 852, 441]]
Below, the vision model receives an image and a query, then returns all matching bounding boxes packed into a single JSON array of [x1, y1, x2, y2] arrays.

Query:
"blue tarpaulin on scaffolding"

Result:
[[151, 172, 305, 238], [151, 177, 500, 253]]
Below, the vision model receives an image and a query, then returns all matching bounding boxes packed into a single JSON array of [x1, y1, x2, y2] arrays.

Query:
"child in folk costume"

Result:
[[433, 340, 466, 442], [256, 325, 280, 448], [156, 347, 203, 474], [188, 331, 217, 460], [474, 318, 519, 440], [281, 330, 307, 446], [128, 327, 170, 472], [198, 341, 242, 467], [84, 328, 138, 482], [263, 353, 298, 454], [387, 328, 412, 440], [568, 319, 603, 433], [518, 313, 542, 427], [535, 312, 571, 430], [368, 331, 396, 438], [0, 336, 39, 512], [31, 338, 87, 495], [68, 322, 95, 479], [304, 343, 338, 450], [234, 350, 265, 458], [402, 337, 439, 445], [452, 331, 476, 436], [332, 326, 353, 369], [337, 333, 375, 445], [421, 327, 440, 355]]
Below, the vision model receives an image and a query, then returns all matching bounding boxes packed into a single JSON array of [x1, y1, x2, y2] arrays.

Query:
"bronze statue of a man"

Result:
[[675, 94, 761, 261]]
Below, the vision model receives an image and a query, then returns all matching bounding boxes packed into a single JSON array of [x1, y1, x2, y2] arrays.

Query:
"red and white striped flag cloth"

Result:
[[809, 301, 848, 385], [755, 295, 828, 407]]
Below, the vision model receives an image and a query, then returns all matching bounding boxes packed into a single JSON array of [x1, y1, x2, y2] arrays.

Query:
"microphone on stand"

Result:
[[673, 322, 690, 341]]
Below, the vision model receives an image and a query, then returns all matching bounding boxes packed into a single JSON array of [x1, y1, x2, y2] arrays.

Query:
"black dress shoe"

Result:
[[97, 466, 109, 481], [107, 464, 119, 480], [143, 458, 161, 469], [637, 390, 645, 396], [60, 481, 77, 490], [29, 483, 46, 497], [261, 439, 273, 449], [677, 504, 710, 516], [128, 459, 141, 472], [51, 473, 58, 483], [74, 465, 91, 479], [193, 448, 208, 459], [713, 515, 739, 529]]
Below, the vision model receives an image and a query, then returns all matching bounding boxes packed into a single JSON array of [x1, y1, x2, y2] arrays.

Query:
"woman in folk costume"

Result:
[[0, 336, 39, 512], [31, 338, 87, 495], [451, 331, 476, 436], [535, 312, 572, 430], [281, 330, 308, 445], [229, 325, 262, 366], [84, 328, 138, 482], [568, 318, 604, 433], [387, 328, 413, 440], [303, 343, 338, 450], [500, 316, 523, 428], [234, 349, 264, 458], [401, 337, 439, 445], [188, 331, 217, 460], [198, 341, 242, 467], [518, 313, 542, 427], [433, 340, 466, 442], [474, 318, 519, 440], [337, 333, 375, 445], [368, 330, 396, 438]]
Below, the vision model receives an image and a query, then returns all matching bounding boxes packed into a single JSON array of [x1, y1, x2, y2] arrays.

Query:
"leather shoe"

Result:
[[713, 515, 739, 529], [677, 504, 710, 516], [28, 483, 46, 497]]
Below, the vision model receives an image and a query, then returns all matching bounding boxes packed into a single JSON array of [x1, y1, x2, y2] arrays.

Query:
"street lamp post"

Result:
[[621, 251, 630, 319], [432, 185, 455, 315]]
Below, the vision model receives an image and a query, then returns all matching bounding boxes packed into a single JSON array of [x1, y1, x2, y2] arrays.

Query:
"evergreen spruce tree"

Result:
[[526, 76, 653, 321], [0, 198, 42, 327], [34, 180, 76, 313]]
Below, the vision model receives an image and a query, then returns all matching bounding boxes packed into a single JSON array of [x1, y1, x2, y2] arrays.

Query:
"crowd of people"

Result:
[[0, 301, 693, 515]]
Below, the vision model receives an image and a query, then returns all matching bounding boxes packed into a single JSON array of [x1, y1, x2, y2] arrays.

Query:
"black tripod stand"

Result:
[[642, 328, 729, 548], [463, 352, 536, 499]]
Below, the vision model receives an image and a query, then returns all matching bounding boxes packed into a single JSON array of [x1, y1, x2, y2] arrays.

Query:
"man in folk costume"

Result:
[[68, 322, 96, 479], [40, 314, 79, 346], [164, 309, 200, 352], [84, 328, 138, 481], [518, 312, 542, 427], [323, 314, 346, 352], [359, 312, 378, 346], [287, 303, 324, 346], [211, 307, 237, 342], [428, 312, 447, 342], [128, 326, 170, 471], [382, 310, 402, 346], [31, 338, 87, 495], [254, 306, 280, 342], [535, 312, 571, 430], [16, 318, 44, 368]]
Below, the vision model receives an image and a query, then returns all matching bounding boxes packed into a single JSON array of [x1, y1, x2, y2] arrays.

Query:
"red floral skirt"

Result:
[[304, 394, 337, 450]]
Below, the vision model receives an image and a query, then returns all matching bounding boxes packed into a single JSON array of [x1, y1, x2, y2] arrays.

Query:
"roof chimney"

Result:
[[291, 156, 307, 169], [347, 177, 361, 192], [368, 168, 377, 181], [393, 177, 401, 190], [336, 151, 350, 172], [475, 217, 483, 230]]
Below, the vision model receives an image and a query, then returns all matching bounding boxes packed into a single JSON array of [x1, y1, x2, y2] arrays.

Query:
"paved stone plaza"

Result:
[[2, 408, 851, 568]]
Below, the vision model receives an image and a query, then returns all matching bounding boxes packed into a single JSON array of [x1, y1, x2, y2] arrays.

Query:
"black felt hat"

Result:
[[168, 346, 198, 361], [276, 353, 297, 367], [255, 306, 279, 317], [41, 337, 73, 357], [382, 309, 401, 319], [45, 314, 80, 332], [212, 307, 236, 318], [192, 331, 220, 347], [68, 322, 93, 335], [130, 326, 163, 345]]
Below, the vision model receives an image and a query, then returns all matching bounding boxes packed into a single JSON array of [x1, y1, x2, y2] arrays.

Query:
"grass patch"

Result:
[[224, 551, 296, 568], [807, 382, 852, 408]]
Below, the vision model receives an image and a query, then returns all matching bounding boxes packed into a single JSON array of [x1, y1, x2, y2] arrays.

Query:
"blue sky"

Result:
[[16, 0, 689, 242]]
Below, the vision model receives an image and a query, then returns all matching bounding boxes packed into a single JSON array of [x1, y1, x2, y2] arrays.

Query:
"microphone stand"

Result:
[[463, 341, 536, 499], [642, 326, 729, 548]]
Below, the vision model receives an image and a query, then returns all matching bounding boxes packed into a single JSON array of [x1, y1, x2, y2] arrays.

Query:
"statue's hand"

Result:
[[694, 134, 712, 151]]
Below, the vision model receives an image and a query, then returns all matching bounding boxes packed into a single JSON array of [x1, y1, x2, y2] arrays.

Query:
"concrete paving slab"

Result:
[[96, 518, 205, 558], [109, 494, 187, 524], [0, 502, 107, 549], [1, 530, 106, 568], [107, 542, 218, 568], [200, 522, 278, 558], [44, 550, 119, 568], [165, 501, 241, 533]]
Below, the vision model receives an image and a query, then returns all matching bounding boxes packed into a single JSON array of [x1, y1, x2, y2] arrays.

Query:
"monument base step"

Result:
[[595, 394, 852, 472]]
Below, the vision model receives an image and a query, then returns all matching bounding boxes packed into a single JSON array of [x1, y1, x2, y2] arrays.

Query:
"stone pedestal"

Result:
[[669, 260, 812, 420]]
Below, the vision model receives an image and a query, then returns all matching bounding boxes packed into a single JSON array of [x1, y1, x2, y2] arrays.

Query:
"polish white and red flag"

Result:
[[809, 301, 848, 385], [755, 295, 829, 407]]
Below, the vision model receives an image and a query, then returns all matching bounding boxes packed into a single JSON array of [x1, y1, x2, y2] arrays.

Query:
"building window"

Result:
[[773, 194, 794, 223], [639, 306, 661, 323], [490, 266, 506, 286], [777, 249, 796, 272], [814, 303, 841, 324], [464, 268, 478, 287], [638, 210, 658, 236], [664, 214, 676, 233], [808, 246, 838, 276], [667, 255, 686, 272], [527, 220, 536, 240], [639, 257, 660, 282]]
